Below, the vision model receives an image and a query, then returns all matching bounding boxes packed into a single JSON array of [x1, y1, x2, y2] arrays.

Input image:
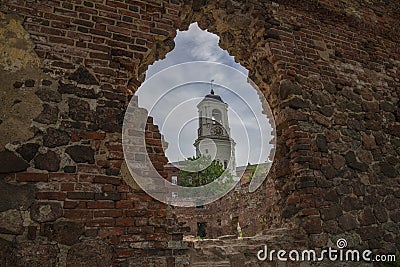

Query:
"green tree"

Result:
[[179, 155, 226, 187]]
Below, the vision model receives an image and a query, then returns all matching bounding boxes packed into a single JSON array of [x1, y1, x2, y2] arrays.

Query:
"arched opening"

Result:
[[133, 21, 278, 240], [211, 109, 222, 125]]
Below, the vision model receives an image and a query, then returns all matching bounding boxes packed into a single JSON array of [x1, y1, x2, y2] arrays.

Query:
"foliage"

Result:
[[179, 155, 228, 187], [178, 155, 235, 197]]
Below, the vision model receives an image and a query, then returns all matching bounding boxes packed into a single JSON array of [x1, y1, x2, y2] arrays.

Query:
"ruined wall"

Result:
[[185, 0, 400, 256], [173, 175, 277, 239], [0, 1, 187, 265], [0, 0, 399, 265]]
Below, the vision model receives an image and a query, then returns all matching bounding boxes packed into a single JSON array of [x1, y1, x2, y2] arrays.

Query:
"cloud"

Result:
[[136, 23, 274, 166]]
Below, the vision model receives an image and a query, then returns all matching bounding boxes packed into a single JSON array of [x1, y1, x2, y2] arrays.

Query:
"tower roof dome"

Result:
[[202, 88, 224, 103]]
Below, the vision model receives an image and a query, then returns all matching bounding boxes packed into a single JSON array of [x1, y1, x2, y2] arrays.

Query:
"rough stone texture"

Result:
[[16, 143, 40, 162], [65, 145, 95, 164], [0, 209, 24, 234], [0, 150, 29, 173], [43, 128, 70, 148], [0, 238, 17, 266], [34, 104, 59, 124], [0, 0, 399, 265], [0, 12, 42, 150], [34, 150, 60, 172], [0, 180, 35, 212], [41, 221, 84, 246], [68, 66, 99, 85], [13, 241, 59, 267], [66, 240, 112, 267], [30, 201, 63, 223]]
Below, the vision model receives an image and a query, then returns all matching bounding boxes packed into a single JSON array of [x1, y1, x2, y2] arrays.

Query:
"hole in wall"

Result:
[[127, 22, 277, 238]]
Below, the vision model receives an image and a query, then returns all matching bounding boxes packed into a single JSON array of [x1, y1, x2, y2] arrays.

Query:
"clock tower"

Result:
[[194, 87, 236, 173]]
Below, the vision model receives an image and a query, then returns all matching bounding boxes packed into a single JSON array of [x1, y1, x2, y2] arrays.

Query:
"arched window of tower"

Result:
[[212, 109, 222, 125]]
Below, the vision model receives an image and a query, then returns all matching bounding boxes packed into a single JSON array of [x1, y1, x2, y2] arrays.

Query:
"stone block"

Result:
[[34, 150, 60, 172], [0, 180, 35, 212], [41, 221, 84, 245], [65, 145, 95, 164], [31, 201, 63, 223], [67, 240, 112, 267], [0, 210, 24, 234]]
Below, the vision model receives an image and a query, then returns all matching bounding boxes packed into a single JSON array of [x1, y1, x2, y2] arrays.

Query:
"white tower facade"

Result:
[[194, 89, 236, 173]]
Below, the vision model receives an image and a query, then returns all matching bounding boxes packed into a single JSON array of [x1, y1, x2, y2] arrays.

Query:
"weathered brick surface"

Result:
[[0, 0, 399, 266]]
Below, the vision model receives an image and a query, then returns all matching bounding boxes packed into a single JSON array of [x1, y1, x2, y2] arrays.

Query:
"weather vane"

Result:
[[210, 79, 215, 94]]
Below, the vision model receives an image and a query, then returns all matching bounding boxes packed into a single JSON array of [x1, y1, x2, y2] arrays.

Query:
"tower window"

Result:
[[224, 160, 228, 169], [172, 175, 177, 185], [212, 109, 222, 124], [205, 149, 208, 154]]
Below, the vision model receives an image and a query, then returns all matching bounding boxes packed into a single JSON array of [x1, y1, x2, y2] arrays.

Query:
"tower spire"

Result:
[[210, 79, 214, 95]]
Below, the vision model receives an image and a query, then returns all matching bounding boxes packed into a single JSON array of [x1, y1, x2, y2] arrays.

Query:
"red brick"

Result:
[[127, 226, 154, 234], [92, 67, 116, 76], [107, 25, 131, 35], [87, 201, 115, 209], [72, 18, 94, 28], [106, 0, 128, 9], [114, 248, 135, 258], [155, 210, 167, 217], [146, 233, 169, 241], [287, 196, 300, 204], [44, 13, 71, 23], [40, 26, 66, 36], [49, 173, 78, 182], [98, 227, 124, 237], [126, 193, 152, 202], [67, 192, 95, 200], [125, 209, 153, 218], [95, 192, 121, 201], [49, 36, 75, 46], [79, 174, 95, 182], [75, 5, 98, 15], [86, 218, 115, 227], [116, 201, 134, 209], [16, 173, 49, 182], [299, 208, 319, 216], [64, 200, 79, 209], [94, 3, 117, 13], [54, 7, 78, 17], [116, 217, 135, 226], [109, 160, 123, 170], [94, 175, 121, 185], [135, 218, 148, 226], [61, 183, 75, 191], [94, 210, 123, 218], [77, 164, 102, 174], [64, 209, 93, 219], [89, 28, 112, 38], [105, 142, 122, 151], [117, 184, 131, 192], [102, 184, 116, 192], [36, 192, 66, 200], [89, 52, 110, 60]]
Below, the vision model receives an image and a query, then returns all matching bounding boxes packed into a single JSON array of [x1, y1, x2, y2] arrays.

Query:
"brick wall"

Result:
[[173, 176, 277, 239], [0, 0, 399, 265]]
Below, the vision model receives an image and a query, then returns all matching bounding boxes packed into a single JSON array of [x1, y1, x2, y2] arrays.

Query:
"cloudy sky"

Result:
[[136, 23, 274, 167]]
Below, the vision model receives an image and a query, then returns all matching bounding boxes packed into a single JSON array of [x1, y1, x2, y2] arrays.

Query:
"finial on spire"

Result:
[[210, 79, 215, 94]]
